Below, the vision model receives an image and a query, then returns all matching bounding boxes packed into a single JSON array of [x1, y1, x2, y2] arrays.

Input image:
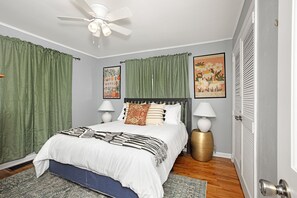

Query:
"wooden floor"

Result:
[[173, 154, 244, 198], [0, 162, 33, 180], [0, 154, 244, 197]]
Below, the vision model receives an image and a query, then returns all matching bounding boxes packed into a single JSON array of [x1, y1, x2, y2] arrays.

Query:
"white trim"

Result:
[[0, 153, 36, 170], [213, 152, 232, 159], [0, 22, 98, 59], [231, 53, 236, 163], [292, 0, 297, 173], [253, 2, 258, 198], [0, 22, 232, 59], [97, 38, 232, 60]]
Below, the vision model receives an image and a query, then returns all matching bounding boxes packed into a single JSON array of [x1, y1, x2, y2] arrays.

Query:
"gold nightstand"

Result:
[[191, 129, 214, 162]]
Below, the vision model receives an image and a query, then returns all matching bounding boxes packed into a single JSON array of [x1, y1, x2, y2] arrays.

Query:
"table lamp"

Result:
[[193, 102, 216, 132], [98, 100, 114, 123]]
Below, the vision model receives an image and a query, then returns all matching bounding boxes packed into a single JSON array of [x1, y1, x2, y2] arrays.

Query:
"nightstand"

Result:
[[191, 129, 214, 162]]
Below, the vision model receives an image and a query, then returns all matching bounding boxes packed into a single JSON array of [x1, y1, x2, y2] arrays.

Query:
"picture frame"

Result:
[[103, 66, 121, 99], [193, 52, 226, 99]]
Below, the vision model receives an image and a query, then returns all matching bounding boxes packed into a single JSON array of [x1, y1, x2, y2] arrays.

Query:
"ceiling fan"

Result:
[[57, 0, 132, 38]]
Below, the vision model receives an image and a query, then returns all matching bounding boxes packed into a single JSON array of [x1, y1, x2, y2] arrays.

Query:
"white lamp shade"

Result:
[[98, 100, 114, 112], [193, 102, 216, 117]]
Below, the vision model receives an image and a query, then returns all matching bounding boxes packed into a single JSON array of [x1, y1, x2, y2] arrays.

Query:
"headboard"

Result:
[[124, 98, 192, 153]]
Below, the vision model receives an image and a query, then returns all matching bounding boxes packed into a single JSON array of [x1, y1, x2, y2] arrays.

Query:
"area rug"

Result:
[[0, 168, 207, 198]]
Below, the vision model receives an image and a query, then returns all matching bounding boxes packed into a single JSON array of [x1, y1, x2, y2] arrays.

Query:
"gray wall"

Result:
[[97, 40, 233, 154], [0, 24, 100, 128], [233, 0, 252, 47], [257, 0, 278, 197]]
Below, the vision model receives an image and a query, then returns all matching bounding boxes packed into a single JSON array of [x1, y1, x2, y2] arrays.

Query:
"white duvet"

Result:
[[33, 121, 188, 198]]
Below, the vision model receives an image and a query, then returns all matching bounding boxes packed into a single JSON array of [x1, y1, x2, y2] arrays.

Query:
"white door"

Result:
[[241, 12, 256, 198], [260, 0, 297, 197], [232, 5, 256, 198], [277, 0, 297, 196], [233, 44, 242, 173]]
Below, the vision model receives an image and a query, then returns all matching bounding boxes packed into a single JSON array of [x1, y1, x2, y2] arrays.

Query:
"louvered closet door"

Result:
[[233, 48, 242, 170], [241, 14, 255, 198]]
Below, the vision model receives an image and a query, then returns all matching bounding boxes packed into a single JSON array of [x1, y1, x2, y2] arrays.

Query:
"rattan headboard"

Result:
[[124, 98, 192, 153]]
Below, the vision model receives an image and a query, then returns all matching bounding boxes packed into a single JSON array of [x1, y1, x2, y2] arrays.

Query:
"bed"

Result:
[[33, 98, 192, 198]]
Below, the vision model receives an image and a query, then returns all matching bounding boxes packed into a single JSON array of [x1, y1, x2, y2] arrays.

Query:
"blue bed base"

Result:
[[49, 160, 138, 198]]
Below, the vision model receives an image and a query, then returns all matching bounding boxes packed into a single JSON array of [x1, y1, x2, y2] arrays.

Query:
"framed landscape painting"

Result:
[[193, 53, 226, 98], [103, 66, 121, 99]]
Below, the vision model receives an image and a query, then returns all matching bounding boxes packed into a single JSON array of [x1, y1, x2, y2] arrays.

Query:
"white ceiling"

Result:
[[0, 0, 244, 58]]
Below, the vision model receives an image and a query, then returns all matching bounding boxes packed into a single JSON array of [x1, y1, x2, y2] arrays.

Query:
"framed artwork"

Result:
[[103, 66, 121, 99], [193, 53, 226, 98]]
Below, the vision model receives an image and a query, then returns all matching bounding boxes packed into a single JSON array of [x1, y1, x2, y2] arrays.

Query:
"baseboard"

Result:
[[0, 153, 36, 170], [213, 152, 232, 159]]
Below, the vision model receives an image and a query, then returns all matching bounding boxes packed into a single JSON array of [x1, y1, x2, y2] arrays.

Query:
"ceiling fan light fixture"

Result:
[[57, 1, 132, 43], [101, 23, 112, 36], [88, 21, 98, 33], [93, 28, 101, 37]]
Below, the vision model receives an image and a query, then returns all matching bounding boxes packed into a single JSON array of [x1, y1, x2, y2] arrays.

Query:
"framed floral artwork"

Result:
[[103, 66, 121, 99], [193, 53, 226, 98]]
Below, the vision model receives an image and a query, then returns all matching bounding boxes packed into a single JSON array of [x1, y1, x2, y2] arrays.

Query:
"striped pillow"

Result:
[[146, 103, 165, 125], [117, 103, 127, 121]]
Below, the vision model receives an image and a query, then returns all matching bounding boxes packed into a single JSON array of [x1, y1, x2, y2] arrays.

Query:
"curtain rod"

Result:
[[119, 52, 192, 64], [73, 56, 81, 61]]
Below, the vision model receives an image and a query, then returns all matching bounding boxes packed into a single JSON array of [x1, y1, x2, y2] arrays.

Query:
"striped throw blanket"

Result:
[[58, 127, 92, 137], [58, 127, 168, 166]]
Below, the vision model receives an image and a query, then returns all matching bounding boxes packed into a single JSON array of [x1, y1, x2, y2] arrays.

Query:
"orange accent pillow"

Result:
[[125, 103, 151, 125]]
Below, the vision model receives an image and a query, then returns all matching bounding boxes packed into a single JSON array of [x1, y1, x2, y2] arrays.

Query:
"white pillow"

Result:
[[117, 103, 127, 121], [164, 103, 181, 125]]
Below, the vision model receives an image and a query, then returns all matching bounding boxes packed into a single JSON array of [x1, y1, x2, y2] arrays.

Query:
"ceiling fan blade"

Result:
[[106, 7, 132, 22], [75, 0, 96, 17], [108, 23, 132, 36], [57, 16, 91, 22]]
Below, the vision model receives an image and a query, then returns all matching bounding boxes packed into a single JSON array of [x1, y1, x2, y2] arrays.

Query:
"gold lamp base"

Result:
[[191, 129, 214, 162]]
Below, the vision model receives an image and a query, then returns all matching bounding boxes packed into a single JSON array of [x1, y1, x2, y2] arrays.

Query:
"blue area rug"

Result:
[[0, 168, 207, 198]]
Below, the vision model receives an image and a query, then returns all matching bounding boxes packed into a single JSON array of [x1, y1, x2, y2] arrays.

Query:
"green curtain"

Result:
[[125, 53, 189, 98], [0, 35, 72, 163], [126, 59, 153, 98]]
